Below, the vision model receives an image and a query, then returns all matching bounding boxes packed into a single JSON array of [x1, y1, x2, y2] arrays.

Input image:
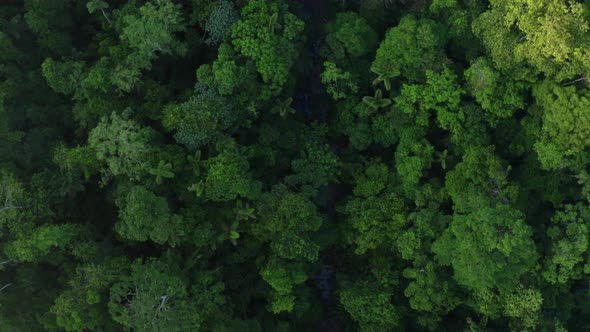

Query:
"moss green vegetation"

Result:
[[2, 0, 590, 330]]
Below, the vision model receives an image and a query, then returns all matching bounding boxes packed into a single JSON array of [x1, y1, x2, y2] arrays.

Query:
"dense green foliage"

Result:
[[3, 0, 590, 330]]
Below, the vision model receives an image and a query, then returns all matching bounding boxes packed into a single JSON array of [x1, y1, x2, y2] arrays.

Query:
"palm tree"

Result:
[[574, 169, 590, 186], [371, 67, 399, 91], [268, 12, 280, 33], [362, 89, 392, 115], [188, 180, 205, 198], [149, 160, 174, 184], [187, 150, 204, 176], [235, 200, 256, 222], [218, 221, 241, 246], [434, 149, 449, 170], [272, 97, 296, 118], [213, 201, 256, 247]]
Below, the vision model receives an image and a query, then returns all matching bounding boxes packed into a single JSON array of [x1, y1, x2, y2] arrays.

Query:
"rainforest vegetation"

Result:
[[3, 0, 590, 330]]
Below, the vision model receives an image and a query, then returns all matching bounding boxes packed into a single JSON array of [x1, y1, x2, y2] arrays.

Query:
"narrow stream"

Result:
[[294, 1, 344, 330]]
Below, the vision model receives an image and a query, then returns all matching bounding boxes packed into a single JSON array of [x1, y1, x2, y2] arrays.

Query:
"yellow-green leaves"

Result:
[[230, 0, 304, 99], [204, 139, 261, 202], [116, 186, 185, 245], [533, 80, 590, 171], [543, 204, 590, 284], [339, 280, 400, 331], [372, 16, 447, 82], [88, 112, 151, 182], [433, 205, 537, 292], [475, 0, 590, 81]]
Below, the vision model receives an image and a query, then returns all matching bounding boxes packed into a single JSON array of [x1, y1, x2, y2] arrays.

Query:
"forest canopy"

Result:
[[2, 0, 590, 331]]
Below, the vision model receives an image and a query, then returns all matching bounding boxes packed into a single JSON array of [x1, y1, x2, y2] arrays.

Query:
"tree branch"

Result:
[[562, 76, 588, 86], [0, 284, 12, 293], [0, 205, 24, 213], [101, 8, 111, 24]]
